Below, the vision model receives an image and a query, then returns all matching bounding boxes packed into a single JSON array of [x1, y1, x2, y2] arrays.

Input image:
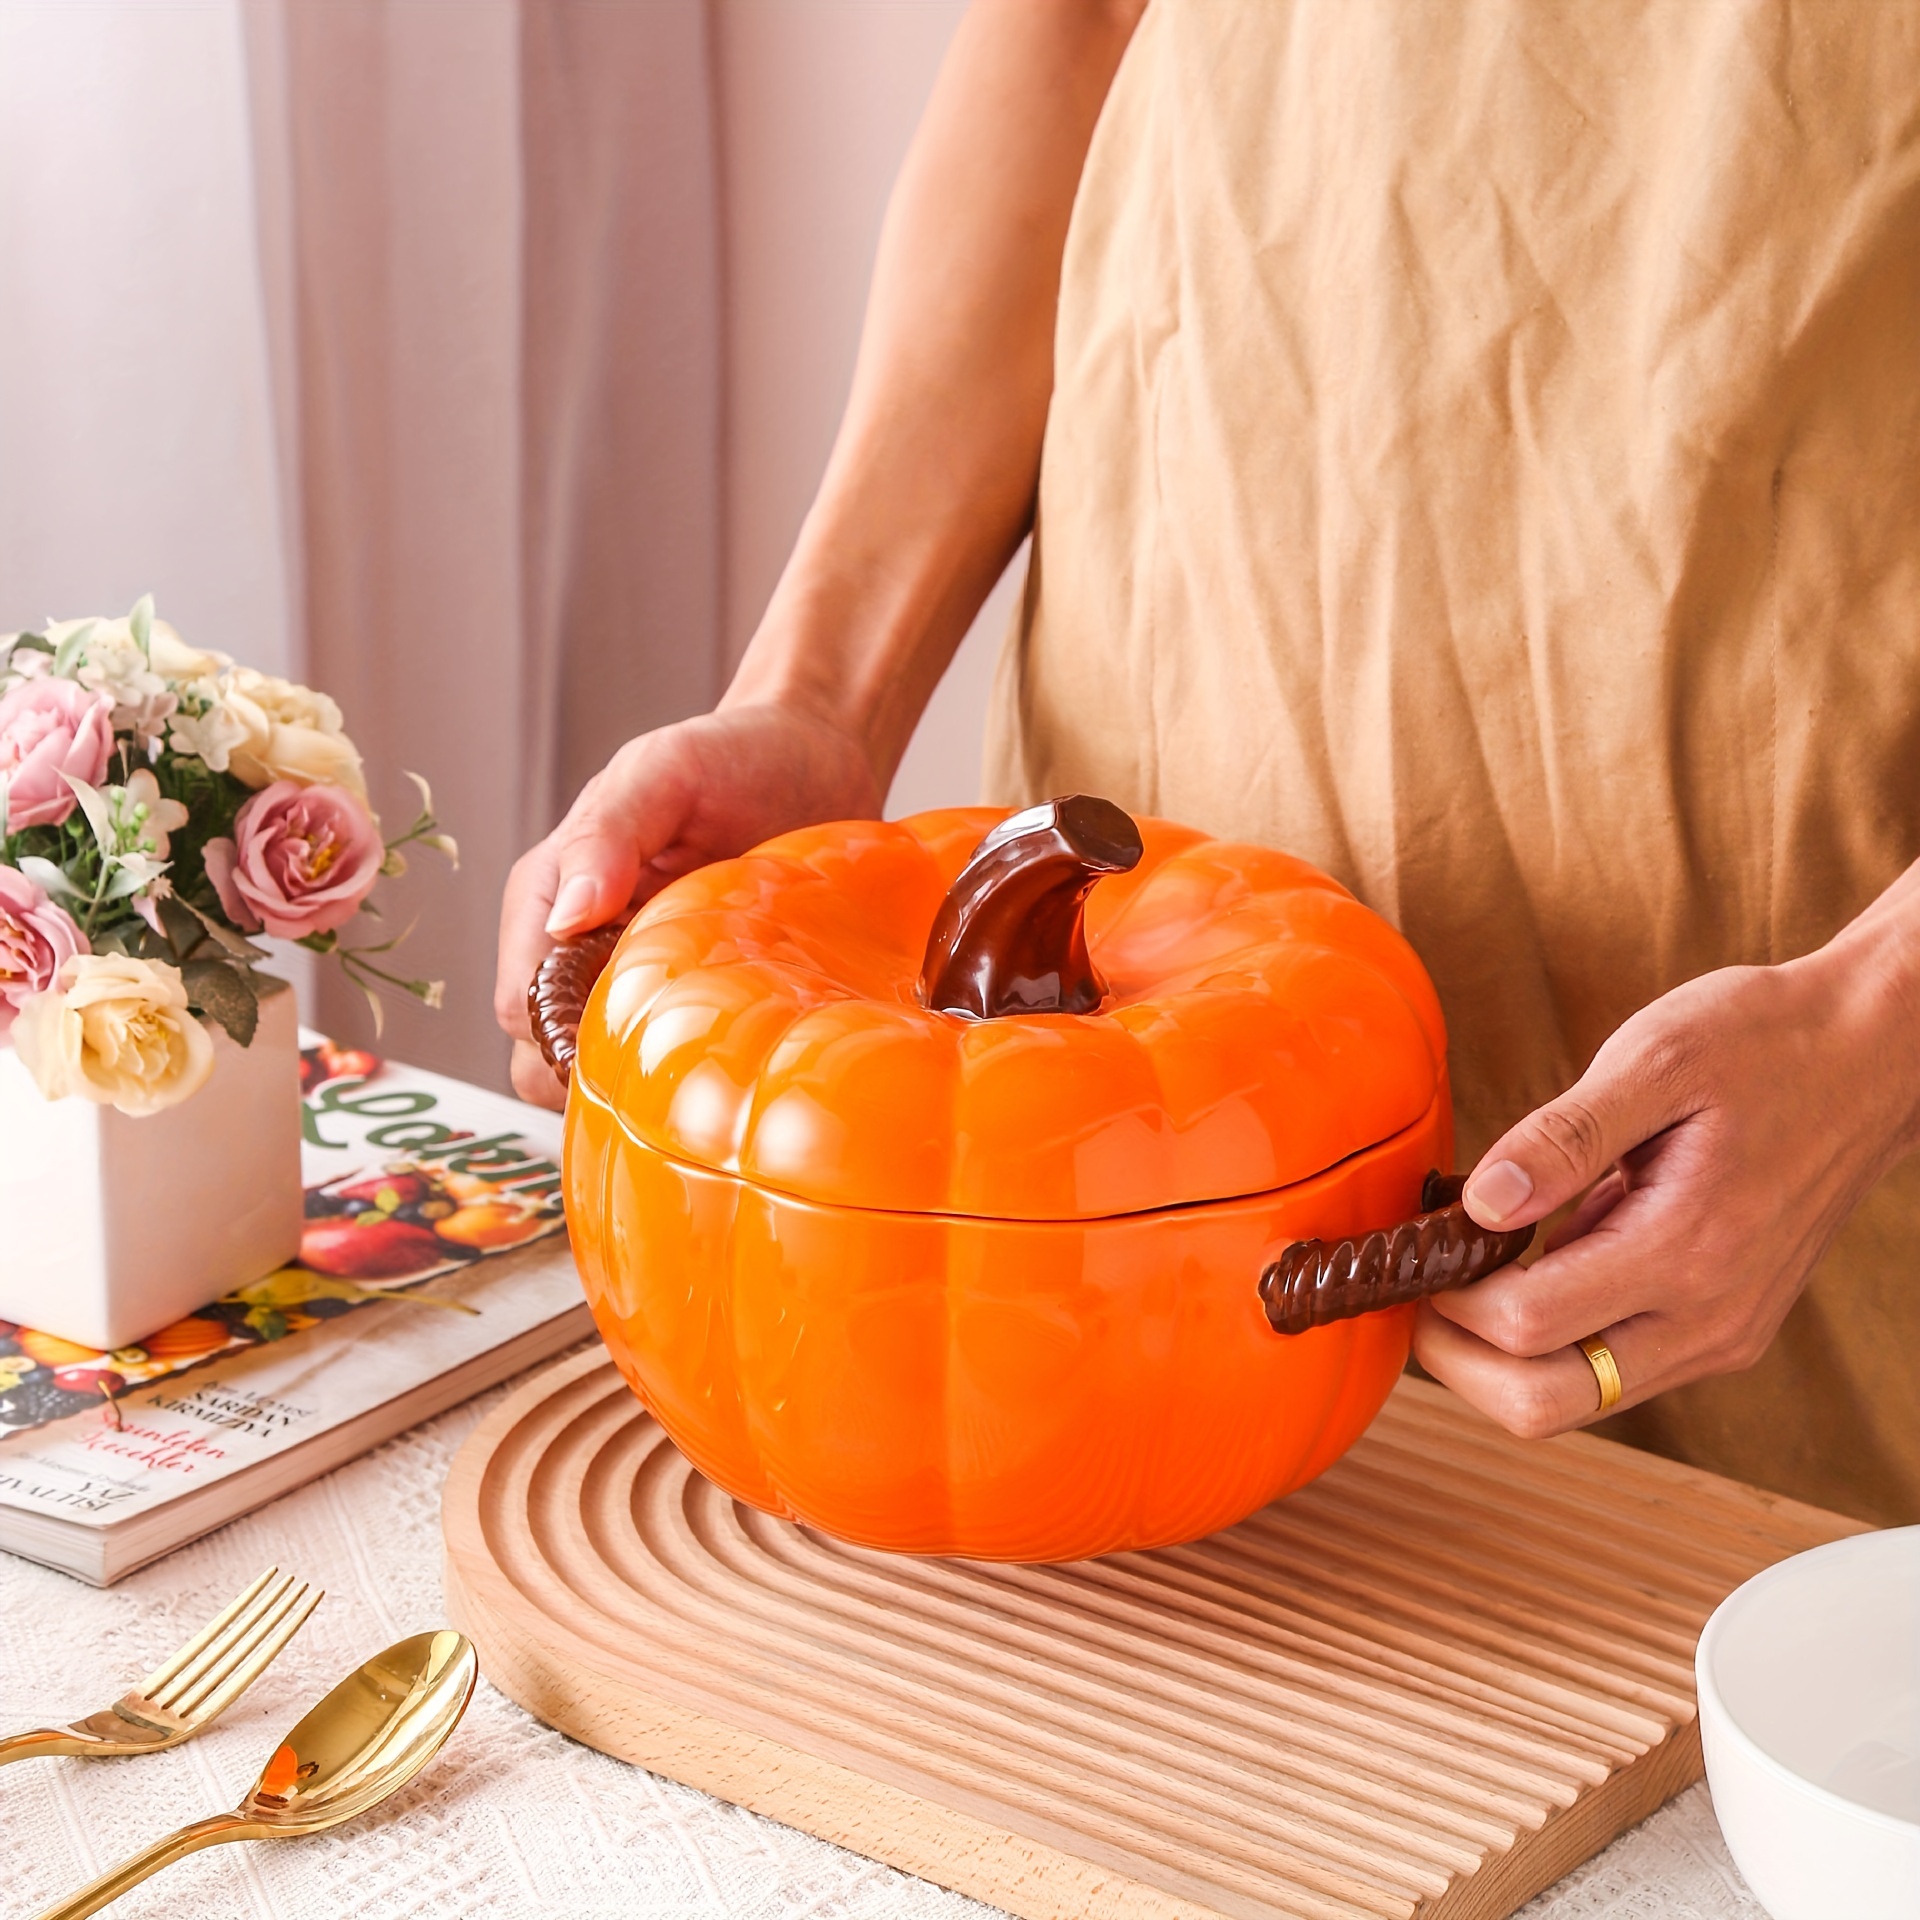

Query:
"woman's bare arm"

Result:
[[727, 0, 1149, 765], [497, 0, 1147, 1102]]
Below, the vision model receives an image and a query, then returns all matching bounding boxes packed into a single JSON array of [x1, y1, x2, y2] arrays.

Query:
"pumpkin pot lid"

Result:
[[570, 799, 1447, 1223]]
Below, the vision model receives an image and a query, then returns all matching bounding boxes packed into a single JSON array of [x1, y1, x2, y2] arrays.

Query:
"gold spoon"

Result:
[[33, 1630, 478, 1920]]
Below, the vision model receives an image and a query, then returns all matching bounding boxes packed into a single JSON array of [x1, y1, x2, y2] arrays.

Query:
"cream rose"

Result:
[[222, 669, 367, 797], [145, 622, 232, 680], [11, 954, 216, 1116]]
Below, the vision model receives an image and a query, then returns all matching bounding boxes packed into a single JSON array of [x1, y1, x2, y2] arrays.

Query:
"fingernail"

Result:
[[546, 875, 598, 935], [1465, 1159, 1534, 1225]]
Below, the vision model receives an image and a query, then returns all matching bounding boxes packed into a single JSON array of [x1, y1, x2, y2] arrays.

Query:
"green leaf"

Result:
[[128, 594, 154, 659], [16, 855, 84, 902], [102, 861, 167, 901], [50, 621, 96, 679], [60, 773, 115, 857], [149, 756, 249, 930], [352, 972, 386, 1039], [198, 918, 267, 960], [170, 893, 266, 960], [183, 956, 261, 1047], [342, 916, 417, 959], [156, 893, 209, 960], [89, 920, 154, 959]]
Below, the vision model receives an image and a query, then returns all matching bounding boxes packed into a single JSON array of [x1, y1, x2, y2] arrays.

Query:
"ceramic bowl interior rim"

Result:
[[1695, 1526, 1920, 1840]]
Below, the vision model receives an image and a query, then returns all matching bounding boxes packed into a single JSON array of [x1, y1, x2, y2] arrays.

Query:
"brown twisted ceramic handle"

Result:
[[528, 923, 624, 1087], [1259, 1171, 1534, 1336], [920, 795, 1143, 1018]]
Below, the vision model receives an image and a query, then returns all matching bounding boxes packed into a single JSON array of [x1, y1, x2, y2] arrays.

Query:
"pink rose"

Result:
[[0, 865, 88, 1037], [0, 679, 116, 830], [203, 780, 384, 939]]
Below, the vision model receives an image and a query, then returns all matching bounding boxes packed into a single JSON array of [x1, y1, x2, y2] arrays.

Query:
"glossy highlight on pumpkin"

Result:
[[562, 806, 1454, 1561]]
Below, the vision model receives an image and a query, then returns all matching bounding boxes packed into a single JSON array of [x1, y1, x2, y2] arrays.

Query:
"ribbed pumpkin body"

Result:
[[563, 807, 1450, 1560]]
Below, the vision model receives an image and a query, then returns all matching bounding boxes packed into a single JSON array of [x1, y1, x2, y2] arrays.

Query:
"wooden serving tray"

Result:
[[442, 1349, 1860, 1920]]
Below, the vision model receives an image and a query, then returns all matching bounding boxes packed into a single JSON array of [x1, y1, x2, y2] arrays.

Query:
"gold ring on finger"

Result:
[[1578, 1335, 1624, 1414]]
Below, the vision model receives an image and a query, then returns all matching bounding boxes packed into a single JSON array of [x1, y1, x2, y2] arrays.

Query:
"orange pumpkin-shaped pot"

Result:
[[555, 800, 1477, 1561]]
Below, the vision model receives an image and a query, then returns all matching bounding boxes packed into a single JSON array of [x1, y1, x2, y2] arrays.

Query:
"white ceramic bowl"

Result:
[[1697, 1525, 1920, 1919]]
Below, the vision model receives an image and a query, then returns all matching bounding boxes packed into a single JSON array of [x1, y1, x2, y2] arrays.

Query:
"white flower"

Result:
[[54, 618, 177, 755], [0, 634, 48, 690], [104, 769, 191, 861], [165, 690, 255, 774], [220, 668, 367, 797], [11, 954, 215, 1116]]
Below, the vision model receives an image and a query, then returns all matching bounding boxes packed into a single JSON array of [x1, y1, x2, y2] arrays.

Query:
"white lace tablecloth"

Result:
[[0, 1362, 1772, 1920]]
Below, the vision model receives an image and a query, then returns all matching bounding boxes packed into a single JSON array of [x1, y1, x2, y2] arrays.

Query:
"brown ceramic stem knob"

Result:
[[919, 796, 1144, 1019], [1259, 1172, 1535, 1336], [528, 923, 624, 1087]]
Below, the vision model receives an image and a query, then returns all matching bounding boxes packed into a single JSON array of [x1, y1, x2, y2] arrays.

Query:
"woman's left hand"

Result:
[[1412, 891, 1920, 1437]]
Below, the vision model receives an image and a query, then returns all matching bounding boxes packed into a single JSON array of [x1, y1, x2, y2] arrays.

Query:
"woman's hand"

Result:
[[1412, 899, 1920, 1438], [495, 701, 881, 1106]]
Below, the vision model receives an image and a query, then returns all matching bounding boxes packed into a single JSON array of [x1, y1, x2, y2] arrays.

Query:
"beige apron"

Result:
[[987, 0, 1920, 1524]]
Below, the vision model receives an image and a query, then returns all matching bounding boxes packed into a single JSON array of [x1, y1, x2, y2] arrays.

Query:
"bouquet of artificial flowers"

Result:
[[0, 597, 454, 1116]]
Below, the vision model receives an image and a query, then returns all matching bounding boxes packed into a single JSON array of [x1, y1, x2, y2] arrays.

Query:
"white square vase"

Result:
[[0, 983, 303, 1350]]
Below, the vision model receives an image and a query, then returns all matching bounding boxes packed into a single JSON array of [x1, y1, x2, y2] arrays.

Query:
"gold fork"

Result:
[[0, 1568, 323, 1767]]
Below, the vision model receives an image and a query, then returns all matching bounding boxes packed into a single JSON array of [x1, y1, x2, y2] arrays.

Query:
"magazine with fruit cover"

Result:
[[0, 1033, 592, 1584]]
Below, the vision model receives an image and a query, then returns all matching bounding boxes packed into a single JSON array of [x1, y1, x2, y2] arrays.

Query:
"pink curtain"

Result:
[[241, 0, 724, 1088]]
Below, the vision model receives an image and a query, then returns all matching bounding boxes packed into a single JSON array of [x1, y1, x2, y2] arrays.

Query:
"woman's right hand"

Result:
[[494, 699, 882, 1106]]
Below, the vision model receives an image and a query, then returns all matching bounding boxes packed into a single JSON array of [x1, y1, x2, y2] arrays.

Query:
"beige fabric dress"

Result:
[[986, 0, 1920, 1523]]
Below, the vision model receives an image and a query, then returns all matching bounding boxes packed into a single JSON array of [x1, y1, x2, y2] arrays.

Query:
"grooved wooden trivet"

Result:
[[442, 1349, 1860, 1920]]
